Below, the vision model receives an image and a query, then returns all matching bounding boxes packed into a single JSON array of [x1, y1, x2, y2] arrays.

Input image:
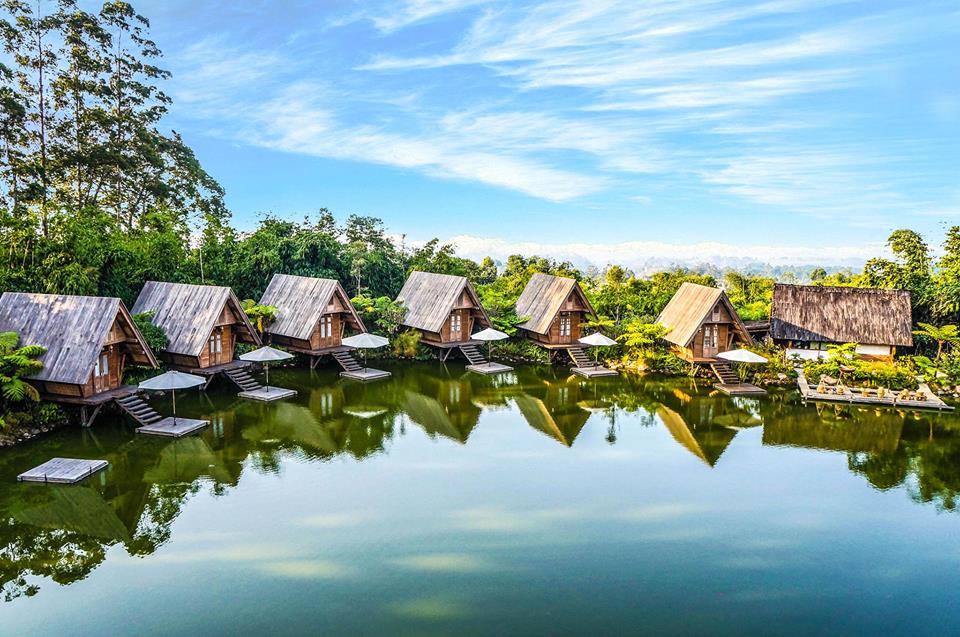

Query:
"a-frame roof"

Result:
[[656, 282, 752, 347], [515, 273, 596, 335], [396, 271, 490, 334], [0, 292, 157, 385], [258, 274, 366, 341], [132, 282, 261, 357]]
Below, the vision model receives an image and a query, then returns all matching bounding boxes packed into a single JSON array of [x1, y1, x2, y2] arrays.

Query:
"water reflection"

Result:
[[1, 361, 959, 605]]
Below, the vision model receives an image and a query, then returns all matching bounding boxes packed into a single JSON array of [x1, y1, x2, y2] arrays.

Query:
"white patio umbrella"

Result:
[[471, 327, 509, 368], [139, 370, 206, 424], [240, 346, 293, 390], [578, 332, 618, 368], [342, 333, 390, 373], [717, 349, 768, 364], [717, 348, 768, 382]]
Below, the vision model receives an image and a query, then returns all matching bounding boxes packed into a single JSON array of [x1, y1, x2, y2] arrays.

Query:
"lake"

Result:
[[1, 362, 958, 635]]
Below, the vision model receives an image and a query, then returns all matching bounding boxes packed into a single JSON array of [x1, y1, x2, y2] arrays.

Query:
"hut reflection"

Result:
[[515, 377, 591, 447]]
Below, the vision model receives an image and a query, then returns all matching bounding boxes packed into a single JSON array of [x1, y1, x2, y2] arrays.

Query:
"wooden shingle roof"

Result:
[[258, 274, 365, 341], [396, 271, 490, 334], [656, 282, 751, 347], [770, 284, 913, 346], [131, 282, 260, 357], [515, 273, 595, 335], [0, 293, 157, 385]]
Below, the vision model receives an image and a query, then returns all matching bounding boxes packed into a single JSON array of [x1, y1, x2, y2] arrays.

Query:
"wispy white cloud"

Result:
[[165, 0, 959, 227], [370, 0, 493, 33]]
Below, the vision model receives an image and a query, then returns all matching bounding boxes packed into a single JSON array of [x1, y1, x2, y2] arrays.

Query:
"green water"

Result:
[[1, 362, 958, 635]]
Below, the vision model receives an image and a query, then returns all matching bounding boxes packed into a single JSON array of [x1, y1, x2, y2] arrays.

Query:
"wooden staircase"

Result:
[[333, 350, 364, 373], [459, 343, 488, 366], [115, 394, 163, 427], [567, 346, 592, 368], [710, 361, 739, 385], [224, 367, 263, 392]]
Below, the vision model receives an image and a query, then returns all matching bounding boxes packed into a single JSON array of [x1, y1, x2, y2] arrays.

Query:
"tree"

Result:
[[241, 300, 277, 335], [912, 323, 960, 361], [352, 295, 407, 336], [132, 311, 167, 352]]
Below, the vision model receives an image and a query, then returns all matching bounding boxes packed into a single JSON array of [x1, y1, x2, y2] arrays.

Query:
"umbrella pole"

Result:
[[265, 362, 270, 390], [488, 340, 493, 367], [172, 388, 177, 425], [364, 349, 368, 374]]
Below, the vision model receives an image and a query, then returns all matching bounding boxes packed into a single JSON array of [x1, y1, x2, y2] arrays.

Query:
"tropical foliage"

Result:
[[0, 331, 46, 429]]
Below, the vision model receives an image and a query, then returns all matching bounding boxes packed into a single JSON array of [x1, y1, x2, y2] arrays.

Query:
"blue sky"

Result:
[[142, 0, 958, 267]]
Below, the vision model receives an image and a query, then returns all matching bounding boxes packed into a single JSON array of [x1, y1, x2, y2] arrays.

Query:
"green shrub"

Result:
[[391, 329, 421, 358]]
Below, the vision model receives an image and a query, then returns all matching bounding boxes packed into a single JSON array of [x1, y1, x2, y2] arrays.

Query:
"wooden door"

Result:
[[208, 330, 225, 366], [558, 314, 572, 344], [448, 311, 464, 342], [701, 324, 718, 358], [92, 351, 110, 393]]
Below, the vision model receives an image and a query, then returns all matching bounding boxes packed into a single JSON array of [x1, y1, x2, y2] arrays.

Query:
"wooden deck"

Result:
[[425, 339, 484, 349], [18, 458, 109, 484], [171, 359, 252, 377], [466, 362, 514, 375], [797, 371, 953, 411], [136, 417, 209, 437], [43, 385, 140, 406], [238, 386, 298, 402], [287, 344, 352, 356]]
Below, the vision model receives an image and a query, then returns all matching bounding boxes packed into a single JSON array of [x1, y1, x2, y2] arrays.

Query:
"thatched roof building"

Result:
[[132, 281, 260, 369], [656, 283, 752, 362], [396, 271, 490, 344], [258, 274, 365, 353], [0, 293, 157, 399], [770, 284, 912, 360], [515, 273, 596, 347]]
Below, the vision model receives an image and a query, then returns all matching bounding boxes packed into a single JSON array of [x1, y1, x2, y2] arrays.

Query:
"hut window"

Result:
[[209, 333, 222, 354], [94, 353, 109, 377], [559, 316, 571, 336], [451, 313, 461, 333], [320, 315, 333, 338], [712, 304, 721, 322]]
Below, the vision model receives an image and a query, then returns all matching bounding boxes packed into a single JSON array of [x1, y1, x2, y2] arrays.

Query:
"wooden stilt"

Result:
[[80, 403, 104, 428]]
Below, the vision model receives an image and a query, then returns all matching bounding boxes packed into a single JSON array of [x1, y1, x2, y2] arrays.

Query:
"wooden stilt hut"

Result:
[[656, 282, 754, 386], [0, 293, 158, 426], [515, 273, 599, 367], [257, 274, 370, 372], [131, 282, 261, 390], [395, 271, 493, 363]]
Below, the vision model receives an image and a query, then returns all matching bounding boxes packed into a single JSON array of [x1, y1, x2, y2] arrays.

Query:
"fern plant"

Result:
[[0, 332, 47, 429]]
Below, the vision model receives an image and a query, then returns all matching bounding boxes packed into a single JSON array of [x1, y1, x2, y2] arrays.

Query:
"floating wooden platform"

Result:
[[17, 458, 109, 484], [237, 386, 298, 402], [136, 417, 209, 437], [571, 366, 618, 378], [714, 382, 767, 396], [466, 362, 514, 375], [797, 371, 953, 411], [341, 368, 392, 382]]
